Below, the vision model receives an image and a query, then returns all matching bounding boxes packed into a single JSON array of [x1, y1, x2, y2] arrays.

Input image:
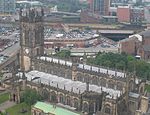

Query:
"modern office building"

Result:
[[89, 0, 110, 16], [130, 7, 144, 25], [0, 0, 16, 14]]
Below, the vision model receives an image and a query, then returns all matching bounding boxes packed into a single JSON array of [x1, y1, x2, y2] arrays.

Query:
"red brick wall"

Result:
[[117, 7, 130, 23], [120, 37, 150, 58], [121, 40, 136, 55], [143, 37, 150, 45]]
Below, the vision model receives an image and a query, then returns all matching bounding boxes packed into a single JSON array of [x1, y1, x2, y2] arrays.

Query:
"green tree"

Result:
[[116, 61, 126, 70], [135, 61, 150, 79], [21, 89, 42, 106], [55, 50, 71, 59], [87, 52, 150, 79]]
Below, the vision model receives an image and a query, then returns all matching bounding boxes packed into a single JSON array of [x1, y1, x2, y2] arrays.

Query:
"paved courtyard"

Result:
[[0, 101, 16, 112]]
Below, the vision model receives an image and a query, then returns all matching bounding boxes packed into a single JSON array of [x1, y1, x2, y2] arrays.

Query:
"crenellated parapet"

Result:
[[19, 8, 44, 23]]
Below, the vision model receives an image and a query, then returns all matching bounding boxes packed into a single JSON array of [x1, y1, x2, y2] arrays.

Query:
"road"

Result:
[[0, 42, 20, 57], [0, 30, 20, 56]]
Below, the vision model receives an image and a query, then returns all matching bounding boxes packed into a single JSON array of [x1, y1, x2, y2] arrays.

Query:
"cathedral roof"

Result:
[[39, 56, 126, 78], [17, 70, 121, 99]]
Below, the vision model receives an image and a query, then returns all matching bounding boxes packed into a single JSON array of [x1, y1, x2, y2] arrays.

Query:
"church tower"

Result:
[[20, 8, 44, 71]]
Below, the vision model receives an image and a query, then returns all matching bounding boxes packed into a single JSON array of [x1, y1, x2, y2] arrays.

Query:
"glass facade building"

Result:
[[0, 0, 16, 14]]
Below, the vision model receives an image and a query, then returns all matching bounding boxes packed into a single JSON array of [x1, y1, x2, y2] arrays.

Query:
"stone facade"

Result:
[[20, 8, 44, 71], [17, 8, 149, 115], [24, 56, 141, 115]]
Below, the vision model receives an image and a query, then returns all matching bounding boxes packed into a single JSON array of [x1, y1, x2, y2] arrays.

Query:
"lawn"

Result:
[[6, 103, 31, 115], [145, 84, 150, 92], [0, 93, 9, 104]]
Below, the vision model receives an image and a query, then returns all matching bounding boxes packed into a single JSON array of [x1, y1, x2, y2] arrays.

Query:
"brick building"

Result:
[[119, 36, 140, 55], [117, 6, 144, 24], [119, 29, 150, 60], [117, 6, 131, 23]]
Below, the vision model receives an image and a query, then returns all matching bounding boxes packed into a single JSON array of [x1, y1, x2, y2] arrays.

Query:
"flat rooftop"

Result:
[[99, 30, 134, 34], [33, 101, 80, 115], [44, 29, 99, 40]]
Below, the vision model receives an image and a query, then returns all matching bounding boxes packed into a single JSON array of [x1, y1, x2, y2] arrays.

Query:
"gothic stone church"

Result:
[[17, 8, 149, 115]]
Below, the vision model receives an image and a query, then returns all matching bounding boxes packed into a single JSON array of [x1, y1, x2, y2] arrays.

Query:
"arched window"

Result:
[[105, 105, 111, 114], [89, 102, 95, 113], [140, 86, 144, 94], [117, 82, 123, 90], [77, 73, 83, 82], [66, 96, 71, 106], [83, 102, 89, 113], [100, 78, 106, 87], [84, 74, 90, 83], [41, 89, 49, 100], [59, 94, 64, 104], [108, 80, 114, 89], [51, 91, 57, 103], [65, 70, 72, 79], [92, 77, 98, 85], [74, 98, 79, 110], [129, 80, 134, 91], [53, 67, 59, 75]]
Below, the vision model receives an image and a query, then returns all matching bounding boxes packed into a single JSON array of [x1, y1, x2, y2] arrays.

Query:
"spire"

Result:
[[86, 81, 89, 92], [64, 85, 66, 90], [22, 72, 26, 91], [22, 72, 26, 80], [41, 8, 44, 16]]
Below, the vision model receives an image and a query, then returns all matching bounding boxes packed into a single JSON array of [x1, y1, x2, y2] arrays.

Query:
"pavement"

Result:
[[0, 101, 16, 112]]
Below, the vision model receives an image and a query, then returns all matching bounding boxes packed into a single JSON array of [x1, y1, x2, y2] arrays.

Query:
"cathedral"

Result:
[[12, 8, 149, 115]]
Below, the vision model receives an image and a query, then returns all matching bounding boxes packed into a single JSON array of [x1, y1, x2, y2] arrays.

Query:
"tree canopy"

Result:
[[21, 89, 43, 106], [54, 50, 71, 59], [87, 52, 150, 79]]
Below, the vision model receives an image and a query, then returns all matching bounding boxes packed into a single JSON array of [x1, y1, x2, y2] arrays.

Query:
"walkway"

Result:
[[0, 101, 16, 112]]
